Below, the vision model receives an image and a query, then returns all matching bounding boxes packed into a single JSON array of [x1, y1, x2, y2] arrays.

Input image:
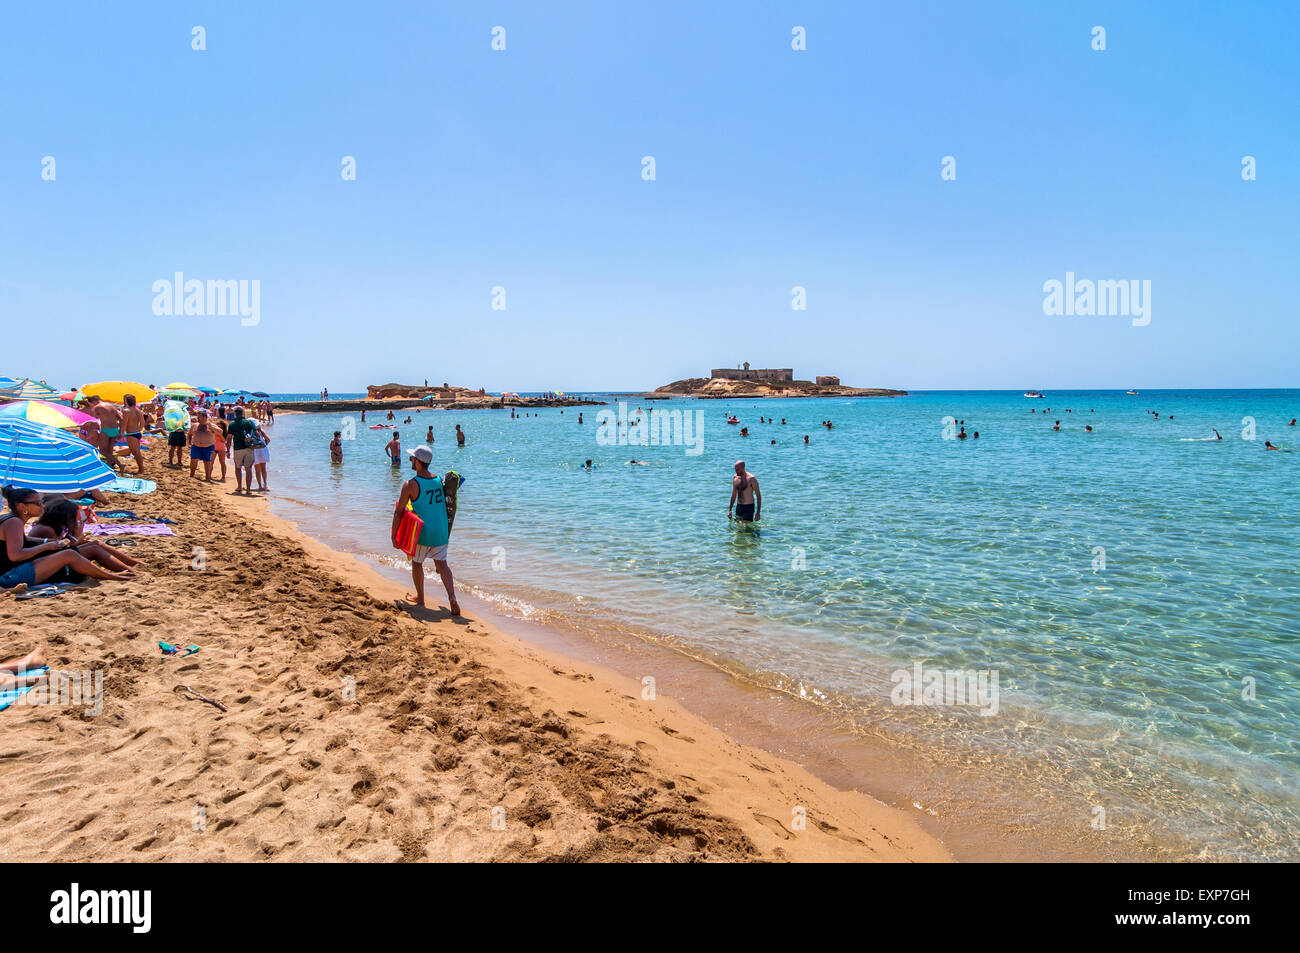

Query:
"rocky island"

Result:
[[648, 364, 906, 399]]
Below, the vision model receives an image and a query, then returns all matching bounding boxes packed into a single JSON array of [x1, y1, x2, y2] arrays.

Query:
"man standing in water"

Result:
[[728, 460, 761, 523], [385, 431, 402, 467], [391, 445, 459, 615]]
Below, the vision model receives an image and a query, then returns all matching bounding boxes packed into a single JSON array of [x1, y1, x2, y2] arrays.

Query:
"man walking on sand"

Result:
[[391, 446, 459, 615], [227, 407, 258, 494], [728, 459, 761, 523]]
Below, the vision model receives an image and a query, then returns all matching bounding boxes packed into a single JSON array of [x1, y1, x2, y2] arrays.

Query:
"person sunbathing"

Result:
[[0, 647, 48, 691], [27, 499, 139, 575], [0, 487, 130, 589]]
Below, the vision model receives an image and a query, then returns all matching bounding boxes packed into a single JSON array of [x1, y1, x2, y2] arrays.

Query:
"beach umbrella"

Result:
[[57, 392, 77, 402], [219, 388, 244, 395], [251, 391, 269, 398], [0, 418, 116, 495], [164, 381, 198, 392], [0, 400, 96, 429], [0, 379, 59, 400], [195, 386, 219, 394], [79, 381, 157, 404], [0, 378, 19, 390]]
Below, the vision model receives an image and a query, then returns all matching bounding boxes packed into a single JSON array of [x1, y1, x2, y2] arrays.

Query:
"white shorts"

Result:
[[412, 544, 448, 563], [253, 447, 269, 464]]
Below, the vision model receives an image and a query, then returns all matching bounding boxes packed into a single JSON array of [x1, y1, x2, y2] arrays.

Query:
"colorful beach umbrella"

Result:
[[0, 379, 60, 399], [79, 381, 157, 404], [220, 388, 245, 395], [195, 386, 219, 394], [0, 400, 96, 429], [0, 418, 115, 495], [0, 378, 19, 390]]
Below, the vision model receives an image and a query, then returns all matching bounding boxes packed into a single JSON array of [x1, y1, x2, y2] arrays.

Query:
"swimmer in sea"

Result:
[[1085, 425, 1093, 432], [1053, 420, 1060, 431], [803, 434, 810, 444], [973, 431, 980, 438], [958, 426, 967, 439], [330, 431, 343, 463], [1265, 441, 1281, 451], [1214, 429, 1222, 440], [385, 432, 402, 467], [728, 460, 760, 524], [582, 459, 594, 470]]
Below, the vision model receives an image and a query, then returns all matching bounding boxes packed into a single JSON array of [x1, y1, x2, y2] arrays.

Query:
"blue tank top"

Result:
[[409, 475, 449, 548]]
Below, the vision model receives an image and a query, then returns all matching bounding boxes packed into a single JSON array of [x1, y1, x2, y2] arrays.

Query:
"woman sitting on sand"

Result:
[[0, 487, 131, 589], [26, 499, 139, 576]]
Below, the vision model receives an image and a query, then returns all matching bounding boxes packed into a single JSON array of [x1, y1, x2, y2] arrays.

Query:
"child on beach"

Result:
[[167, 424, 187, 466]]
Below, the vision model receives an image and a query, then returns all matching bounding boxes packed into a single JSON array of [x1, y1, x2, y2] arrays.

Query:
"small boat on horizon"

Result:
[[1126, 389, 1139, 395], [1024, 390, 1045, 398]]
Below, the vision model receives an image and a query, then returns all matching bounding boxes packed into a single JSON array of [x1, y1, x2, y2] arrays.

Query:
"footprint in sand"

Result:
[[752, 813, 794, 840], [659, 725, 696, 743], [813, 817, 868, 847]]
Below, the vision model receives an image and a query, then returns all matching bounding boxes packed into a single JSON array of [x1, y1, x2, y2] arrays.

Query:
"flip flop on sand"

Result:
[[14, 583, 78, 600], [159, 642, 200, 659]]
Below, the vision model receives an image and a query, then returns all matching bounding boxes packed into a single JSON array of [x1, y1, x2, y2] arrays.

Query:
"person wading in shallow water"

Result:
[[728, 460, 761, 524]]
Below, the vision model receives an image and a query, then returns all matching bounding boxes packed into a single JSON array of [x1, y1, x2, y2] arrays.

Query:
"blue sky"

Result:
[[2, 1, 1296, 393]]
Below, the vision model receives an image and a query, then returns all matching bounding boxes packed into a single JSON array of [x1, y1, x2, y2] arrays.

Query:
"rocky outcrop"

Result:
[[651, 376, 906, 399]]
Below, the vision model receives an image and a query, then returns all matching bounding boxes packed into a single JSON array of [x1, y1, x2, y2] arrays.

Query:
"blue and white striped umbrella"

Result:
[[0, 378, 59, 400], [0, 418, 115, 495]]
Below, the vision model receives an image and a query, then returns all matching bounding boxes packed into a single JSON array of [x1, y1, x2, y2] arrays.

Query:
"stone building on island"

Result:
[[710, 361, 794, 382]]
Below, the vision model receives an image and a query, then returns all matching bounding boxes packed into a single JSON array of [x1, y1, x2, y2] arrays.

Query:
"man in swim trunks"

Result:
[[188, 410, 217, 481], [385, 432, 402, 467], [391, 446, 459, 614], [455, 424, 466, 447], [728, 460, 761, 523], [120, 394, 146, 473], [85, 396, 124, 472]]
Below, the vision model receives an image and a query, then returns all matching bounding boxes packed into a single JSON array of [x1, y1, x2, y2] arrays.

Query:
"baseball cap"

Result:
[[408, 445, 433, 464]]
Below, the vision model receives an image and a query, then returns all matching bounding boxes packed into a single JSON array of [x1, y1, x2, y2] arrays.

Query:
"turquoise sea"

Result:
[[262, 390, 1298, 860]]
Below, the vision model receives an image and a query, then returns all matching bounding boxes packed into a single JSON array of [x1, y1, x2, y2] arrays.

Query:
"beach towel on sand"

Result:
[[97, 510, 138, 519], [86, 523, 175, 537], [103, 477, 157, 495], [0, 666, 50, 712]]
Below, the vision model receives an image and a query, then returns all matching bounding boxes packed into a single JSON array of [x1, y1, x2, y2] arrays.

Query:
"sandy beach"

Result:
[[0, 463, 948, 862]]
